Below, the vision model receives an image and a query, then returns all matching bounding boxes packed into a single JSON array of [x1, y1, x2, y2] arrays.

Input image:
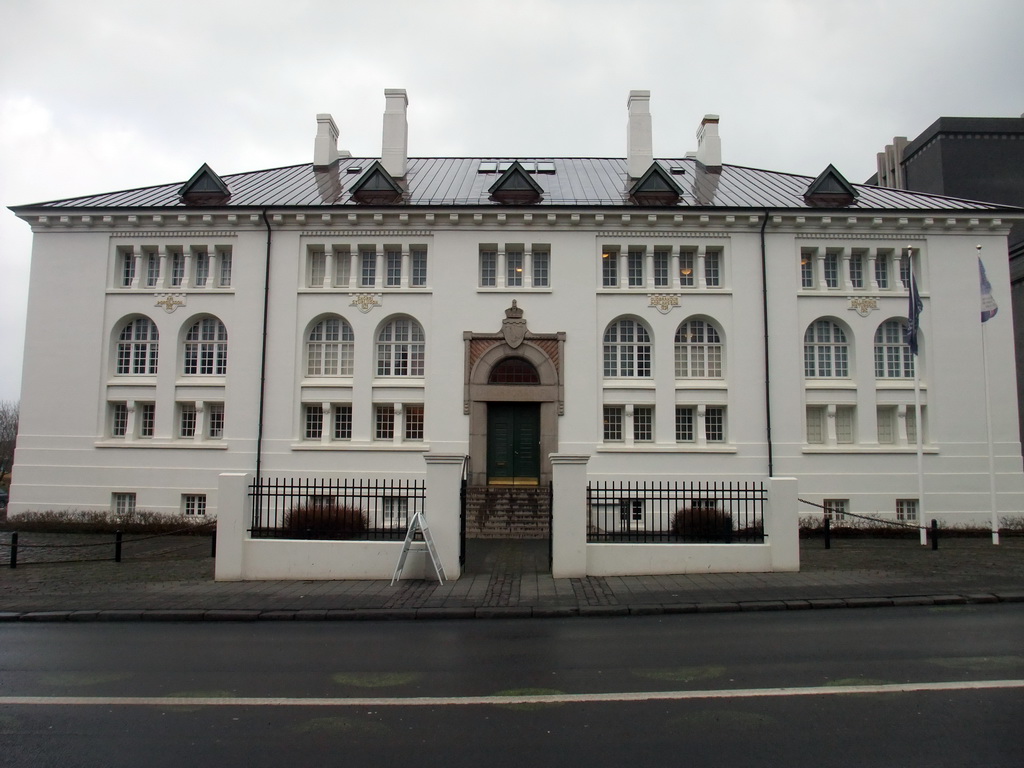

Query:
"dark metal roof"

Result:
[[13, 157, 1016, 213]]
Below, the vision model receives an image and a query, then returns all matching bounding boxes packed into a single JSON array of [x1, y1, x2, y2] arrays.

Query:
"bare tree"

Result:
[[0, 400, 18, 481]]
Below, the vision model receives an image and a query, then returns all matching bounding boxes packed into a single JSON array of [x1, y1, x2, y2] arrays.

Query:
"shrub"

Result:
[[673, 505, 733, 542], [0, 509, 212, 534], [282, 500, 367, 540]]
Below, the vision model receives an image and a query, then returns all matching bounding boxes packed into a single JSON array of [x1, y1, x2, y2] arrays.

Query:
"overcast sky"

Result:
[[1, 0, 1022, 401]]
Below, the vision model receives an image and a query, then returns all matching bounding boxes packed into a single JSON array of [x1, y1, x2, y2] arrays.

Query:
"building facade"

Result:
[[9, 91, 1024, 537]]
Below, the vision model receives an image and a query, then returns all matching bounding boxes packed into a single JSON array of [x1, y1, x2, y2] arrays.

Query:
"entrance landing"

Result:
[[462, 539, 549, 576]]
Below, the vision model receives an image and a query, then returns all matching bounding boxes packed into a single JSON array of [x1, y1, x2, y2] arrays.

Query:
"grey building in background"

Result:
[[869, 115, 1024, 440]]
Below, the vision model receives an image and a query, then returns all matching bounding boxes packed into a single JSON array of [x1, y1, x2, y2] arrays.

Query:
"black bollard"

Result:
[[931, 519, 939, 551], [210, 530, 217, 558], [115, 530, 123, 563], [824, 517, 831, 549], [9, 532, 17, 569]]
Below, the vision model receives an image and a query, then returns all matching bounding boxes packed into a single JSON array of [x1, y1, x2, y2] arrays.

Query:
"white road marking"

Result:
[[0, 679, 1022, 707]]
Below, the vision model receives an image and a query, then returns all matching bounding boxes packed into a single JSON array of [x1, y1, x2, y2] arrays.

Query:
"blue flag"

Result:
[[979, 257, 998, 323], [905, 269, 923, 355]]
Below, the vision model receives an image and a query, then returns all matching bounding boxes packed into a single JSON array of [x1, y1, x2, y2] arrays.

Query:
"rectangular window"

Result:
[[411, 248, 427, 287], [386, 249, 402, 287], [120, 248, 135, 287], [823, 499, 848, 522], [705, 250, 721, 287], [877, 406, 896, 444], [145, 252, 160, 287], [179, 403, 196, 439], [333, 405, 352, 440], [360, 249, 376, 287], [183, 494, 207, 516], [170, 251, 184, 287], [603, 406, 623, 442], [824, 253, 839, 288], [896, 498, 918, 522], [806, 405, 825, 444], [194, 250, 209, 287], [309, 249, 326, 287], [633, 406, 653, 443], [140, 403, 155, 438], [405, 404, 424, 441], [627, 248, 644, 287], [376, 405, 396, 440], [680, 250, 695, 287], [207, 403, 224, 439], [111, 402, 128, 437], [480, 250, 497, 287], [112, 492, 136, 515], [218, 249, 232, 287], [875, 254, 889, 289], [675, 406, 695, 442], [532, 249, 549, 287], [849, 252, 864, 288], [653, 249, 669, 287], [705, 407, 725, 442], [836, 406, 854, 444], [800, 251, 815, 289], [304, 405, 323, 440], [506, 250, 524, 287], [602, 249, 618, 288], [333, 248, 351, 287]]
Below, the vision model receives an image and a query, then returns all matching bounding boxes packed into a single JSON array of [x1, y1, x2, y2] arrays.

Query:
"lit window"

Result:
[[674, 319, 722, 378], [679, 251, 695, 287], [184, 318, 228, 376], [376, 318, 425, 377], [117, 318, 159, 375], [506, 250, 524, 287], [603, 406, 623, 442], [602, 249, 618, 287], [307, 317, 354, 377], [603, 318, 651, 378], [800, 250, 815, 288], [874, 319, 914, 378], [804, 320, 848, 378]]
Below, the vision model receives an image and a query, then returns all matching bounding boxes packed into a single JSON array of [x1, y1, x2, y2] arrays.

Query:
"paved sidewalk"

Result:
[[0, 533, 1022, 621]]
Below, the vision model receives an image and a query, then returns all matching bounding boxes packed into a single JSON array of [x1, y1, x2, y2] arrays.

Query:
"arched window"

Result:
[[376, 317, 424, 377], [116, 317, 159, 375], [603, 318, 651, 377], [489, 357, 540, 384], [804, 320, 848, 378], [184, 318, 228, 376], [674, 319, 722, 378], [306, 317, 354, 376], [874, 319, 914, 378]]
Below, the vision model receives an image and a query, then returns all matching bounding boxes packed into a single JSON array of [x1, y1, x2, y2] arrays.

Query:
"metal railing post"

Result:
[[210, 530, 217, 557], [824, 517, 831, 549], [931, 519, 938, 551], [114, 531, 123, 563], [9, 532, 17, 569]]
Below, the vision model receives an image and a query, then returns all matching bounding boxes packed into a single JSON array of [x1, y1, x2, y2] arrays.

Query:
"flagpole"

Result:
[[978, 245, 1000, 545]]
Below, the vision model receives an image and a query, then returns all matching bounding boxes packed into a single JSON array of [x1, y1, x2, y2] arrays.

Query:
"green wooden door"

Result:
[[487, 403, 541, 485]]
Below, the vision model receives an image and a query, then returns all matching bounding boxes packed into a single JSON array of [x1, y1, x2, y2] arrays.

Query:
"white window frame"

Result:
[[376, 318, 425, 377], [117, 318, 159, 376], [674, 319, 722, 379], [112, 492, 136, 515], [804, 320, 849, 378], [603, 318, 652, 378], [183, 494, 207, 516], [874, 320, 914, 379], [307, 317, 354, 377], [183, 318, 228, 376]]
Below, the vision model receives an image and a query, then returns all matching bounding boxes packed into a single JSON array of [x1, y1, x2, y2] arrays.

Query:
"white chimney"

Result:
[[627, 90, 653, 179], [382, 88, 409, 178], [696, 114, 721, 170], [313, 114, 344, 168]]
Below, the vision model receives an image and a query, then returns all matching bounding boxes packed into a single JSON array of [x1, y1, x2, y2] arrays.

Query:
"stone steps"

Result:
[[464, 486, 551, 540]]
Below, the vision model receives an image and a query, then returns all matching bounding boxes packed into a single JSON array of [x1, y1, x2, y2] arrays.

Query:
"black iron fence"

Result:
[[250, 477, 424, 540], [587, 480, 765, 543]]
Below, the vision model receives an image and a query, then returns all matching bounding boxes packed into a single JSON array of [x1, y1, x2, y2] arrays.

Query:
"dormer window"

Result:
[[178, 163, 230, 206], [349, 161, 404, 204], [803, 164, 859, 207], [487, 161, 544, 204], [628, 163, 683, 205]]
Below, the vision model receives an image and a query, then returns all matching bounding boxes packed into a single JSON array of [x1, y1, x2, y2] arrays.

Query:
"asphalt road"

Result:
[[1, 604, 1022, 767]]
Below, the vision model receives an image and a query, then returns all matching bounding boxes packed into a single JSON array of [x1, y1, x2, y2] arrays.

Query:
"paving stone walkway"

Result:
[[0, 532, 1022, 621]]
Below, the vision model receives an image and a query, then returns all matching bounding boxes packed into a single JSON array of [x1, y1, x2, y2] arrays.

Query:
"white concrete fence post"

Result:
[[550, 454, 590, 578], [215, 472, 251, 581], [766, 476, 800, 572], [423, 453, 467, 579]]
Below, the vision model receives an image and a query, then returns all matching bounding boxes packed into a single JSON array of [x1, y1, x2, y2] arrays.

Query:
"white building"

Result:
[[8, 90, 1024, 574]]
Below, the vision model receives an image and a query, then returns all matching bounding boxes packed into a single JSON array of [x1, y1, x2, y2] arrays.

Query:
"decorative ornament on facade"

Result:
[[349, 293, 383, 314], [501, 300, 527, 348], [649, 294, 680, 314], [847, 296, 879, 317], [154, 294, 186, 313]]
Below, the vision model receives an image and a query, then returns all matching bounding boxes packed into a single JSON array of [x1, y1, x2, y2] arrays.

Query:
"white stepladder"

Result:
[[391, 509, 445, 585]]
